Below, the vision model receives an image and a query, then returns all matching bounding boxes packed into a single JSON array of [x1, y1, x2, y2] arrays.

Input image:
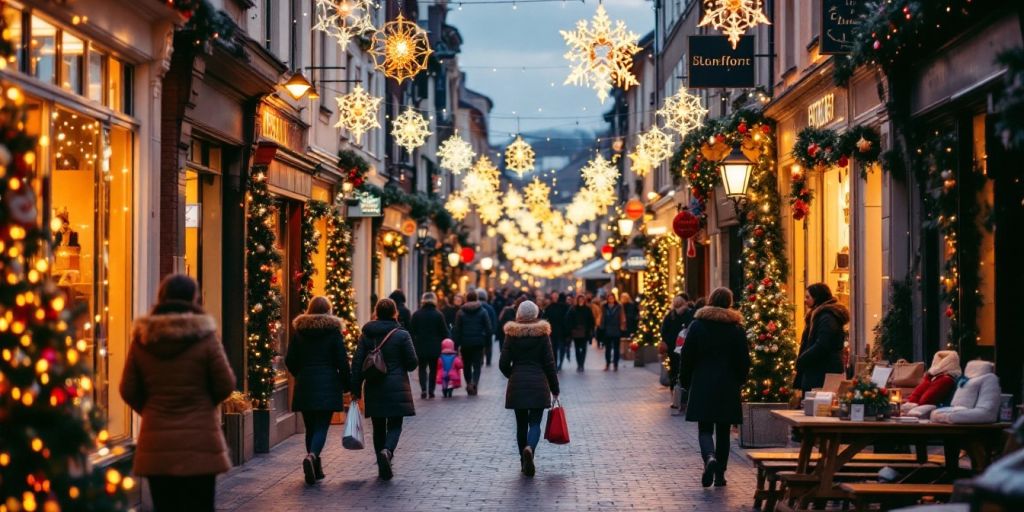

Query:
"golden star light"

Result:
[[504, 136, 536, 176], [698, 0, 771, 50], [523, 178, 551, 211], [580, 154, 620, 196], [314, 0, 378, 49], [504, 187, 524, 213], [463, 156, 501, 204], [334, 84, 381, 140], [637, 126, 674, 167], [445, 192, 470, 221], [391, 107, 431, 152], [658, 86, 708, 137], [437, 131, 475, 174], [628, 149, 655, 177], [560, 4, 642, 104], [369, 13, 432, 83]]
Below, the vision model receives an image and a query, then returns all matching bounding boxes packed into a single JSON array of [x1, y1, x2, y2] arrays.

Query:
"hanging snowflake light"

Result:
[[504, 136, 536, 176], [391, 107, 431, 152], [369, 13, 432, 83], [637, 126, 674, 167], [334, 84, 381, 140], [628, 149, 655, 177], [478, 201, 504, 225], [504, 187, 524, 213], [463, 156, 501, 204], [445, 192, 470, 221], [523, 178, 551, 211], [561, 4, 642, 104], [657, 86, 708, 137], [580, 154, 620, 198], [437, 131, 475, 175], [313, 0, 378, 49], [698, 0, 771, 50]]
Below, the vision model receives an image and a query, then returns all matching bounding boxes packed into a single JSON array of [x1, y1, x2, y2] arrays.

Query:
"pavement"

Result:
[[215, 342, 758, 511]]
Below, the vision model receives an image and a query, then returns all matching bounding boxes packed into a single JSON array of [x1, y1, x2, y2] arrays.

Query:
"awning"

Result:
[[573, 258, 612, 280]]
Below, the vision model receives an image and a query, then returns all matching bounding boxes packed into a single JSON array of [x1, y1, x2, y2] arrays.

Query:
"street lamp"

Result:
[[617, 218, 634, 236], [720, 147, 754, 200], [610, 256, 623, 271], [283, 71, 313, 100], [447, 252, 461, 268], [416, 222, 429, 240]]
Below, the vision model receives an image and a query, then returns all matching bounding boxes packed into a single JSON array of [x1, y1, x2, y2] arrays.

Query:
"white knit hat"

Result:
[[516, 300, 540, 322]]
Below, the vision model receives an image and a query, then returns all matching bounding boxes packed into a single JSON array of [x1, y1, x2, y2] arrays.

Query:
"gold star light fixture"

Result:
[[391, 107, 431, 152], [628, 149, 655, 177], [314, 0, 378, 49], [561, 4, 642, 104], [637, 126, 674, 167], [698, 0, 771, 49], [658, 86, 708, 137], [445, 192, 471, 221], [369, 13, 432, 83], [334, 84, 381, 140], [580, 154, 620, 197], [523, 178, 551, 212], [504, 136, 536, 176], [437, 131, 475, 175]]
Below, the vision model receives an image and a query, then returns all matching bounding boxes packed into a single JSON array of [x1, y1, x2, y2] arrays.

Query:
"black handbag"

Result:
[[362, 329, 398, 382]]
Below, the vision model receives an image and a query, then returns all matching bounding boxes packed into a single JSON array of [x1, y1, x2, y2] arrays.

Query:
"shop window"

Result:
[[107, 58, 122, 111], [861, 162, 883, 354], [29, 15, 55, 84], [974, 113, 995, 347], [87, 46, 104, 103], [822, 166, 851, 309], [60, 31, 83, 94], [3, 5, 22, 71], [185, 140, 225, 325]]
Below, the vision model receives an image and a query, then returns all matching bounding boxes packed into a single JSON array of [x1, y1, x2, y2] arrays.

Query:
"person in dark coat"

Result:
[[498, 295, 526, 355], [599, 294, 626, 371], [477, 289, 499, 366], [679, 287, 751, 488], [620, 293, 640, 338], [793, 283, 850, 392], [565, 294, 595, 372], [542, 292, 571, 371], [409, 292, 450, 399], [453, 292, 493, 395], [500, 300, 560, 477], [660, 294, 690, 389], [351, 298, 418, 480], [441, 293, 463, 330], [389, 290, 412, 329], [285, 296, 350, 485]]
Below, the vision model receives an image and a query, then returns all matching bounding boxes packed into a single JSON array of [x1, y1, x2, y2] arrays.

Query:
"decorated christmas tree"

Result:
[[245, 166, 283, 409], [324, 196, 360, 353], [635, 235, 682, 347], [0, 81, 129, 509]]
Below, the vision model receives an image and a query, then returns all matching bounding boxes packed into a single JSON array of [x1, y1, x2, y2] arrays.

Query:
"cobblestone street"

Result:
[[215, 343, 757, 511]]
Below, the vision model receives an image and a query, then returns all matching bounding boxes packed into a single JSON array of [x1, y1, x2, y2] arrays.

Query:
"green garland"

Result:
[[324, 201, 360, 353], [338, 149, 370, 188], [635, 235, 682, 347], [167, 0, 240, 51], [245, 167, 283, 409], [297, 200, 332, 311], [790, 125, 883, 219]]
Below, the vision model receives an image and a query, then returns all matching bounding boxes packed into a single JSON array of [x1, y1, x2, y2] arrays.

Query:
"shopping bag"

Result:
[[341, 401, 364, 450], [544, 399, 570, 445]]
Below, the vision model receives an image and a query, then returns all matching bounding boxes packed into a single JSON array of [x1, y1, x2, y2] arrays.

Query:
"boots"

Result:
[[701, 457, 718, 488], [302, 454, 316, 485], [313, 454, 325, 480], [521, 446, 535, 477], [377, 449, 393, 480]]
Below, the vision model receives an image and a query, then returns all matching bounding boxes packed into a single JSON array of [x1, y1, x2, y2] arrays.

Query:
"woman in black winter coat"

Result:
[[500, 300, 559, 477], [793, 283, 850, 392], [389, 290, 412, 329], [542, 292, 571, 371], [599, 294, 626, 371], [620, 293, 640, 338], [565, 295, 595, 372], [679, 287, 751, 488], [351, 298, 418, 480], [409, 292, 450, 399], [453, 293, 493, 395], [286, 296, 351, 484]]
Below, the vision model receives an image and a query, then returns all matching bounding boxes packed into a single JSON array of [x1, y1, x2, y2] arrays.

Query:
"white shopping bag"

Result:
[[342, 401, 364, 450]]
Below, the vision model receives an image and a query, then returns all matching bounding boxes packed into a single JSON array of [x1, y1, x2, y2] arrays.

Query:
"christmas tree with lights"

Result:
[[298, 200, 332, 310], [635, 235, 682, 347], [245, 166, 283, 409], [0, 82, 129, 509], [324, 197, 360, 353]]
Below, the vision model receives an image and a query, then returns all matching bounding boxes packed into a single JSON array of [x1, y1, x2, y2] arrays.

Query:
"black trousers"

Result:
[[461, 346, 484, 387], [697, 422, 732, 471], [417, 355, 438, 394], [514, 408, 545, 454], [604, 336, 620, 366], [301, 410, 333, 456], [573, 338, 589, 369], [370, 416, 405, 454], [149, 474, 216, 512]]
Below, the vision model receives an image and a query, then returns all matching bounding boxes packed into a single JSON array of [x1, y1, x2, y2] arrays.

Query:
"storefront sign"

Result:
[[688, 36, 755, 88], [821, 0, 859, 55], [259, 106, 305, 153], [623, 250, 647, 272], [347, 192, 382, 217], [807, 93, 835, 128]]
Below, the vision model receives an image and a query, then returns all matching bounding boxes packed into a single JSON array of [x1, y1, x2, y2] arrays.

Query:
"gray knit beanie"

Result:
[[516, 300, 540, 322]]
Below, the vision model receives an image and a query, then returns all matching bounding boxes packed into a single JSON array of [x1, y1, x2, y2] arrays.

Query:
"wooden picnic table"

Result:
[[770, 409, 1008, 511]]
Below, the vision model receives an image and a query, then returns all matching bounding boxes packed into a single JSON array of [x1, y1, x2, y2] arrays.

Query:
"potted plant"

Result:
[[840, 378, 891, 421], [222, 392, 255, 465]]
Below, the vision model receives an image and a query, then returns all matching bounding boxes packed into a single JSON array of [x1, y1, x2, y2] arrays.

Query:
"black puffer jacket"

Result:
[[680, 306, 751, 424], [500, 320, 560, 410], [409, 303, 450, 361], [453, 301, 493, 349], [543, 300, 570, 343], [794, 299, 850, 391], [351, 320, 418, 418], [565, 305, 595, 340], [623, 301, 640, 336], [286, 314, 350, 412], [389, 291, 412, 329]]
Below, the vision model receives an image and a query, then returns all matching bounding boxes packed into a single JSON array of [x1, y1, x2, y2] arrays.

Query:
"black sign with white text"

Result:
[[688, 36, 755, 88], [821, 0, 859, 54]]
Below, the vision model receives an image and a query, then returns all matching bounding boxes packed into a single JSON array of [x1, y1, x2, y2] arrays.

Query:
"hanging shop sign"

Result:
[[807, 93, 835, 129], [688, 36, 755, 88], [623, 249, 647, 272], [347, 191, 382, 217], [259, 105, 305, 154], [821, 0, 858, 55]]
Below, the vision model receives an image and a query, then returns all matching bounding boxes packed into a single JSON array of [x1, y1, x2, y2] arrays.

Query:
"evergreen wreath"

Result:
[[245, 167, 283, 409], [338, 149, 370, 189], [297, 200, 332, 310]]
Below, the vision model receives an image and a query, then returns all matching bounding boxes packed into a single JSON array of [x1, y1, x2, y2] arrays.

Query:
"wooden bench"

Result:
[[838, 483, 954, 511]]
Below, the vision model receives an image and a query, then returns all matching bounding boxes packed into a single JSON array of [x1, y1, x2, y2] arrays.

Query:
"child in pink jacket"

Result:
[[436, 339, 463, 398]]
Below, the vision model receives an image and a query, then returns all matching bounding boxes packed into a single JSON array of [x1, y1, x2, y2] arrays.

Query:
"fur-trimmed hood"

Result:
[[132, 313, 217, 359], [504, 319, 552, 338], [694, 306, 744, 325], [292, 313, 343, 334], [810, 299, 850, 325], [460, 301, 483, 313]]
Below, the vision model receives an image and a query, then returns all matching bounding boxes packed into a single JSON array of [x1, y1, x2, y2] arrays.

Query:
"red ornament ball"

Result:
[[715, 134, 726, 144], [945, 305, 954, 318], [601, 244, 614, 258], [762, 277, 773, 287], [838, 155, 850, 168], [672, 210, 700, 239], [748, 294, 758, 302], [807, 143, 819, 157], [738, 122, 748, 134], [758, 334, 768, 342], [754, 227, 765, 237], [873, 40, 881, 50], [630, 341, 639, 352], [460, 246, 476, 264], [761, 124, 771, 135], [762, 389, 771, 396]]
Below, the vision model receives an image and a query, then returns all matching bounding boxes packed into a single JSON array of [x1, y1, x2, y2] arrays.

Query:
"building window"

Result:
[[86, 45, 104, 103], [30, 15, 56, 84], [3, 6, 22, 71], [60, 31, 83, 94]]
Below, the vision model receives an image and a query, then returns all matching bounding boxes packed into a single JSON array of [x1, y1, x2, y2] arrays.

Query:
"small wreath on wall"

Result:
[[380, 230, 408, 260]]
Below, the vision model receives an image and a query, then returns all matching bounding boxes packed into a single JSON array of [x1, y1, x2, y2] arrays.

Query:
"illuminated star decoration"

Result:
[[698, 0, 771, 49], [437, 131, 475, 174], [369, 13, 432, 83], [637, 126, 674, 167], [463, 156, 501, 204], [391, 107, 431, 152], [504, 136, 536, 176], [580, 154, 620, 197], [334, 84, 381, 140], [313, 0, 378, 49], [628, 149, 655, 177], [561, 4, 642, 104], [523, 178, 551, 212], [658, 86, 708, 137], [445, 191, 471, 221]]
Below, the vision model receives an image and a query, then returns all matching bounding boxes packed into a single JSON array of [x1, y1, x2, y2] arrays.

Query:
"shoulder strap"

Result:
[[374, 328, 399, 352]]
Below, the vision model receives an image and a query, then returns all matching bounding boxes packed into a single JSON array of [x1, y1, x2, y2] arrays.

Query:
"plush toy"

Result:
[[931, 360, 1002, 424], [901, 350, 961, 419]]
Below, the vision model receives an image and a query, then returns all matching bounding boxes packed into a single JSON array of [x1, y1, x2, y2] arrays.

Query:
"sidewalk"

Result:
[[215, 342, 757, 511]]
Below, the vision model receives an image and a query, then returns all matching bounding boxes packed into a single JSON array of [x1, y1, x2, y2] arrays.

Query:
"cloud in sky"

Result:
[[447, 0, 654, 144]]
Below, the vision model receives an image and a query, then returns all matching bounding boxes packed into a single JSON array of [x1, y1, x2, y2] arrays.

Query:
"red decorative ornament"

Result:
[[873, 40, 881, 50], [50, 388, 68, 406], [746, 284, 755, 292], [945, 305, 954, 318], [601, 244, 614, 259], [762, 389, 771, 396], [41, 348, 58, 363], [715, 134, 726, 144], [460, 246, 476, 264], [807, 143, 819, 157], [625, 199, 645, 221], [779, 386, 788, 395], [737, 122, 748, 134], [672, 210, 700, 239], [767, 320, 777, 332], [629, 341, 639, 352], [271, 275, 279, 285], [837, 155, 849, 168], [792, 199, 809, 221], [761, 124, 771, 135], [748, 294, 757, 302], [686, 238, 697, 258], [758, 334, 768, 342], [746, 212, 756, 221], [762, 277, 773, 287], [754, 227, 765, 237]]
